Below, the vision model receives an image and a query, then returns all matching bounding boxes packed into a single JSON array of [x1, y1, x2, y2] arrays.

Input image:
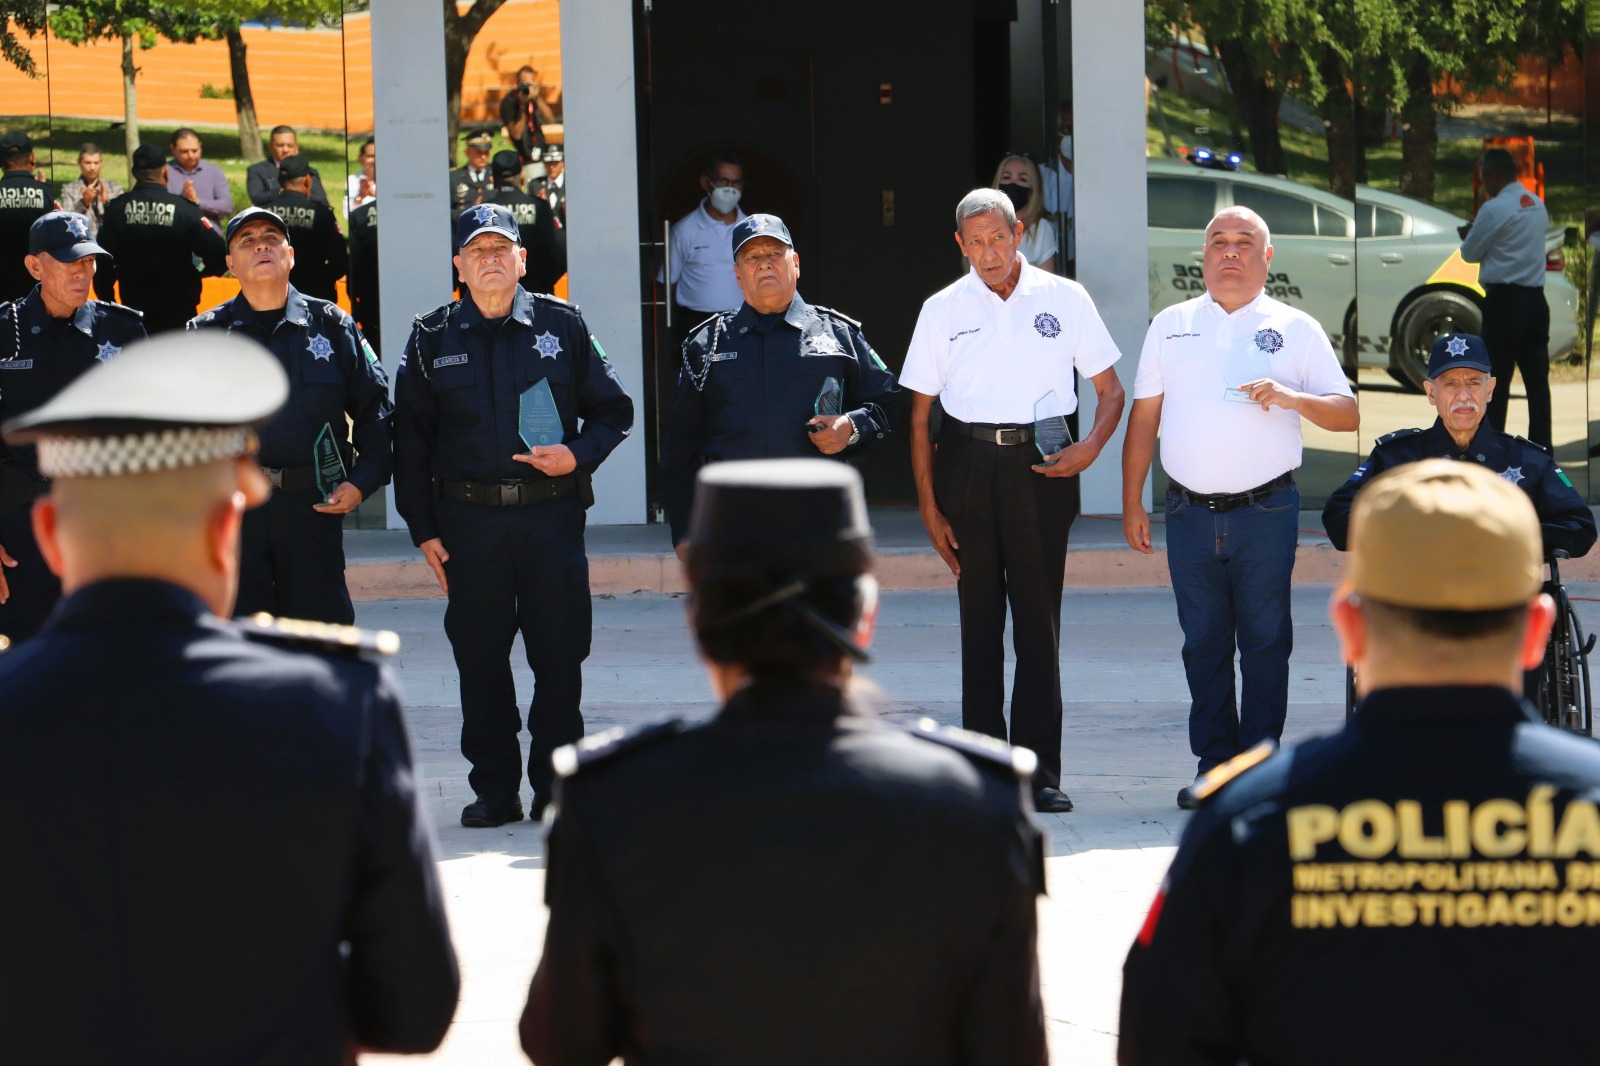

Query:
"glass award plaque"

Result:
[[313, 422, 348, 496], [519, 378, 565, 451], [814, 376, 844, 418], [1033, 391, 1073, 462]]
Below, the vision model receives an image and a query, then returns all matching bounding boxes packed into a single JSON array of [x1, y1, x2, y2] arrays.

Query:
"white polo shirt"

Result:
[[1459, 181, 1548, 288], [1133, 291, 1351, 494], [901, 257, 1121, 424], [659, 200, 746, 314]]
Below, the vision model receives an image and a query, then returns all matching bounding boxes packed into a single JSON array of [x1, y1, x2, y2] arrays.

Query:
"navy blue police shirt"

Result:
[[1323, 418, 1596, 557], [660, 294, 898, 543], [0, 288, 148, 480], [393, 286, 634, 546], [1119, 686, 1600, 1065], [188, 287, 393, 498]]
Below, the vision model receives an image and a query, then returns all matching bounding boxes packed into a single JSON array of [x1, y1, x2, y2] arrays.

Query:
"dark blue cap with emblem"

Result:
[[731, 213, 793, 257], [224, 205, 289, 247], [455, 202, 521, 249], [1428, 333, 1492, 379], [28, 211, 110, 262]]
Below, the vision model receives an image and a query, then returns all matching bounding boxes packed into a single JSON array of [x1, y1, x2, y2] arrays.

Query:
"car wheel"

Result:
[[1391, 290, 1481, 391]]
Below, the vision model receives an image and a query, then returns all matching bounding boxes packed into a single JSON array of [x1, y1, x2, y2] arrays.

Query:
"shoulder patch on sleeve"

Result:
[[317, 301, 354, 327], [1190, 740, 1276, 803], [235, 613, 400, 658], [552, 718, 687, 778], [1373, 427, 1424, 447], [909, 718, 1036, 779], [811, 303, 863, 329], [1512, 434, 1553, 456]]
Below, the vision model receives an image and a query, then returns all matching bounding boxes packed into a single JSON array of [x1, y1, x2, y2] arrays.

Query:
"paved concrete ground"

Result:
[[361, 581, 1600, 1064]]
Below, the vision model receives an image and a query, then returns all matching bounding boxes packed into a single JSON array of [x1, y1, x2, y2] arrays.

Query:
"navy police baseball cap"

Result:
[[225, 206, 289, 246], [0, 129, 31, 158], [1428, 333, 1492, 379], [29, 211, 109, 262], [456, 202, 521, 249], [731, 213, 793, 256], [131, 144, 166, 172], [490, 150, 522, 179]]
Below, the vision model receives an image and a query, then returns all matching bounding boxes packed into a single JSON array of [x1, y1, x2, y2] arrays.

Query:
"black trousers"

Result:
[[437, 493, 591, 803], [127, 297, 198, 337], [0, 503, 60, 643], [933, 429, 1079, 789], [236, 486, 354, 624], [1483, 283, 1551, 449]]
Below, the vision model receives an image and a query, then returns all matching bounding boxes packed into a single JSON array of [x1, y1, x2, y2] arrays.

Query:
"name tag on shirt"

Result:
[[707, 351, 737, 363], [433, 353, 468, 370], [0, 360, 33, 370]]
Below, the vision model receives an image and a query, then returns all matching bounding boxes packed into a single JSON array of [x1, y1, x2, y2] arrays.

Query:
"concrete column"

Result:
[[370, 0, 452, 530], [560, 0, 647, 525], [1071, 1, 1149, 515]]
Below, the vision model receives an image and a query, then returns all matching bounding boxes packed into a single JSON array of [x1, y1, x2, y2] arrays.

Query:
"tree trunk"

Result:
[[121, 33, 139, 160], [442, 0, 510, 168], [229, 28, 263, 164], [1214, 37, 1287, 175], [1317, 49, 1358, 199], [1398, 51, 1437, 202]]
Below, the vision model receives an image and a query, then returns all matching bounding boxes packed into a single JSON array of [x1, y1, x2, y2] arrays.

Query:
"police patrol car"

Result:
[[1147, 157, 1578, 391]]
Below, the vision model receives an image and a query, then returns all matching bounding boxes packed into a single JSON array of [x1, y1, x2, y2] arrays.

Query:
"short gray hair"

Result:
[[954, 187, 1016, 232]]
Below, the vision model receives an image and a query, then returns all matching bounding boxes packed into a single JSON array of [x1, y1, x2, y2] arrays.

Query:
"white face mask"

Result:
[[709, 186, 742, 213], [1059, 134, 1073, 160]]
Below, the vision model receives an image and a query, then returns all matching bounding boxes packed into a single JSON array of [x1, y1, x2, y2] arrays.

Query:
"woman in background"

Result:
[[991, 152, 1056, 274]]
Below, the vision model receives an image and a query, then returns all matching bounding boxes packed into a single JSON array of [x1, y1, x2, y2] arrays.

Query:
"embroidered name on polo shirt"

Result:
[[1165, 332, 1201, 341], [433, 353, 468, 369], [1034, 313, 1062, 339], [949, 327, 982, 343]]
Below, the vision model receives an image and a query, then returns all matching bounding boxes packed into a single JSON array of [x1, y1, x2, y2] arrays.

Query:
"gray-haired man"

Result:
[[899, 187, 1126, 814]]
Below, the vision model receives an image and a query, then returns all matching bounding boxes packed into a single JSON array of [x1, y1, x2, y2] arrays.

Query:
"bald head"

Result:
[[1205, 206, 1270, 248], [1202, 206, 1274, 312]]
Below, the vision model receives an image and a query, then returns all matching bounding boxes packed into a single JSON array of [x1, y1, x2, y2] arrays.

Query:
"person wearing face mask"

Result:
[[991, 153, 1057, 274], [660, 152, 749, 356], [1322, 332, 1593, 557], [1040, 104, 1075, 274]]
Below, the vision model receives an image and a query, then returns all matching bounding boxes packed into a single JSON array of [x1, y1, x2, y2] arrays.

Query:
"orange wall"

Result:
[[0, 1, 562, 134], [1441, 53, 1584, 116]]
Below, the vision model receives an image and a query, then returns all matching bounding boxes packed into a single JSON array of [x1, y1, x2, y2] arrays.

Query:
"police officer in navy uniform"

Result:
[[1120, 459, 1600, 1065], [347, 195, 380, 352], [0, 332, 457, 1063], [0, 130, 54, 303], [189, 206, 392, 625], [0, 211, 146, 643], [1323, 333, 1596, 558], [94, 144, 228, 335], [521, 458, 1048, 1065], [486, 149, 564, 295], [271, 155, 348, 303], [660, 213, 897, 550], [394, 203, 633, 829]]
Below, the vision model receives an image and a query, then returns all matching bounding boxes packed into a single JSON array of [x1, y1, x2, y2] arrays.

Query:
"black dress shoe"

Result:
[[530, 794, 550, 821], [1033, 787, 1074, 813], [1177, 782, 1200, 810], [460, 795, 524, 828]]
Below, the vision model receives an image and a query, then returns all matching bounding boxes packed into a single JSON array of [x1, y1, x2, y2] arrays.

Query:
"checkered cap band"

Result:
[[38, 427, 256, 479]]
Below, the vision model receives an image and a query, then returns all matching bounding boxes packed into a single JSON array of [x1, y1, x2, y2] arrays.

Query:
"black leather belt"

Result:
[[439, 476, 575, 507], [1168, 471, 1295, 513], [261, 466, 318, 491], [943, 415, 1034, 446]]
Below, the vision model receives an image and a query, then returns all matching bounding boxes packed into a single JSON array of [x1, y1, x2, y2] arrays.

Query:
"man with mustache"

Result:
[[1322, 332, 1594, 558]]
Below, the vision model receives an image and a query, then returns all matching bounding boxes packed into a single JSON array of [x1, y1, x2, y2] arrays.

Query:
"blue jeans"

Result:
[[1164, 482, 1299, 772]]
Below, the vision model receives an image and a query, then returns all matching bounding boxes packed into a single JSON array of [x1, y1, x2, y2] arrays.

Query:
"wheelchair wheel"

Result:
[[1543, 588, 1594, 737]]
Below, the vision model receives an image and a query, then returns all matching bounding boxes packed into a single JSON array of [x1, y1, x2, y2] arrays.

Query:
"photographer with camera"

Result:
[[498, 65, 556, 173]]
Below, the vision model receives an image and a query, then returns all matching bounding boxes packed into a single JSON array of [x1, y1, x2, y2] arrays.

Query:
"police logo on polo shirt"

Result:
[[306, 333, 335, 362], [95, 341, 121, 363], [534, 331, 562, 359], [1033, 313, 1062, 339], [1254, 327, 1284, 354]]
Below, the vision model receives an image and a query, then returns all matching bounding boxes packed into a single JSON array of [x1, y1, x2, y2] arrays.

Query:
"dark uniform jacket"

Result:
[[394, 286, 634, 546], [1323, 418, 1596, 557], [660, 294, 899, 542], [189, 288, 392, 496], [520, 680, 1049, 1066], [246, 158, 329, 207], [0, 169, 53, 303], [1120, 687, 1600, 1065], [271, 188, 348, 303], [94, 179, 227, 326], [0, 288, 146, 497], [486, 184, 565, 295], [347, 198, 379, 351], [448, 165, 493, 212], [0, 579, 459, 1063]]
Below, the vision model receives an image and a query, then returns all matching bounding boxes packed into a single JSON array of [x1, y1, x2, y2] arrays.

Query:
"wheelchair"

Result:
[[1343, 551, 1594, 737]]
